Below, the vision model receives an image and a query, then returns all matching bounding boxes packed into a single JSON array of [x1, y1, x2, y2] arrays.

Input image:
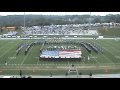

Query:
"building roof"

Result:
[[6, 27, 16, 29]]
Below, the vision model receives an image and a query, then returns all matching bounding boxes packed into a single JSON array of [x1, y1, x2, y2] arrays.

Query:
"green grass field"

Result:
[[0, 39, 120, 75], [98, 27, 120, 37]]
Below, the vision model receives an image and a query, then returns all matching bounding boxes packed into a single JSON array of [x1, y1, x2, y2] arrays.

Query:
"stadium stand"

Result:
[[21, 24, 99, 36]]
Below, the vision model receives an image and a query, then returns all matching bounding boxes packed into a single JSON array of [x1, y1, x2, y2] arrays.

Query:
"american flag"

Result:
[[59, 50, 82, 58]]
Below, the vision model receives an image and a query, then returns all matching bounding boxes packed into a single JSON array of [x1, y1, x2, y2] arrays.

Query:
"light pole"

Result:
[[24, 12, 26, 31], [89, 12, 91, 30], [23, 12, 26, 37]]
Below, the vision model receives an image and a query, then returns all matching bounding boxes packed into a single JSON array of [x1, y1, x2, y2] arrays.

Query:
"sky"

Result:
[[0, 12, 120, 16]]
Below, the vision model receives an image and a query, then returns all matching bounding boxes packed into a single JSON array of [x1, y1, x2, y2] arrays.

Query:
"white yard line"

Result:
[[37, 43, 44, 65], [7, 57, 16, 64], [94, 43, 112, 64], [0, 42, 19, 60], [1, 37, 120, 40], [37, 59, 39, 65], [98, 41, 117, 56], [0, 42, 10, 51], [21, 46, 33, 65], [0, 65, 119, 70], [105, 40, 120, 53], [7, 50, 20, 64], [100, 53, 113, 64], [1, 63, 120, 67], [1, 42, 20, 64], [82, 60, 85, 64], [20, 40, 32, 65], [97, 41, 115, 64], [90, 54, 100, 65], [7, 47, 20, 64]]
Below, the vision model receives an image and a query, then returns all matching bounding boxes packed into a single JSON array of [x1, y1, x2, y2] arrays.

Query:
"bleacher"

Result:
[[21, 24, 99, 36]]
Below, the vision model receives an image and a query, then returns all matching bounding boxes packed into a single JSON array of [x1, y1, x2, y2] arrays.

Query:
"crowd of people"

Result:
[[21, 24, 99, 36], [21, 23, 120, 36], [2, 31, 18, 38]]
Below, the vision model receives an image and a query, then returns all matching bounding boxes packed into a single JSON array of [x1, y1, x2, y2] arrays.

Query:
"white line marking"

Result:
[[21, 46, 33, 65], [97, 41, 115, 64], [0, 42, 19, 63], [37, 59, 39, 65], [105, 40, 120, 53], [7, 56, 16, 64], [0, 42, 10, 51]]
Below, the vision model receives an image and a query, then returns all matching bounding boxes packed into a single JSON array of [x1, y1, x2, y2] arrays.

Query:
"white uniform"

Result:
[[5, 63, 7, 65], [88, 56, 90, 60]]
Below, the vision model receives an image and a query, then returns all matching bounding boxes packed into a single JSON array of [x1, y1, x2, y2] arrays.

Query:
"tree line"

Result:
[[0, 14, 120, 27]]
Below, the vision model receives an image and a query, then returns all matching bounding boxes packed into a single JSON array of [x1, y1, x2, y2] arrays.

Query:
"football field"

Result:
[[0, 39, 120, 75]]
